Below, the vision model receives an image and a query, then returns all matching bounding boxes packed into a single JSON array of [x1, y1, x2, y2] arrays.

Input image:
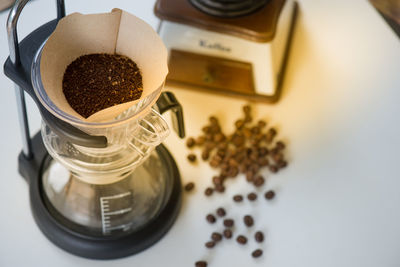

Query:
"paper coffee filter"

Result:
[[40, 9, 168, 124]]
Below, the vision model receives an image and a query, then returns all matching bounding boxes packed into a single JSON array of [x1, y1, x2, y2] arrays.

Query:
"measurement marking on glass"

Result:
[[100, 192, 133, 234]]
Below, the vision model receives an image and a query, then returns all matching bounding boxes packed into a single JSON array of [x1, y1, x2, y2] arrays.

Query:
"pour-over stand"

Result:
[[4, 0, 185, 259]]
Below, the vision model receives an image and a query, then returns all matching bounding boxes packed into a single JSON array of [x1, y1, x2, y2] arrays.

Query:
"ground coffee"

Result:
[[62, 53, 143, 118]]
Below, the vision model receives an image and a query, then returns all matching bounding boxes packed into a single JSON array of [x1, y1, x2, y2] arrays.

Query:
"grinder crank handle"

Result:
[[156, 91, 185, 139]]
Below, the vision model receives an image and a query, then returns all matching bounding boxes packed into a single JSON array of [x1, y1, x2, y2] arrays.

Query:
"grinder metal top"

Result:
[[154, 0, 287, 42]]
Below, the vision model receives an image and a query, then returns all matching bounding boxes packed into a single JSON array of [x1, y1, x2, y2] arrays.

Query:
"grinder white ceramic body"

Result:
[[158, 0, 296, 97]]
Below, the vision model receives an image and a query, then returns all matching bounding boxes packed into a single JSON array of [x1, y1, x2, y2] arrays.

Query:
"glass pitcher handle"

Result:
[[156, 91, 185, 139]]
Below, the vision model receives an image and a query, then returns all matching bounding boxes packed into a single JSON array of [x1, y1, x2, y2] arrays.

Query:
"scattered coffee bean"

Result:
[[244, 215, 254, 227], [223, 219, 234, 227], [252, 249, 263, 258], [206, 214, 216, 224], [269, 165, 278, 173], [236, 235, 247, 245], [186, 137, 196, 148], [184, 182, 195, 192], [216, 207, 226, 217], [258, 120, 267, 128], [211, 232, 222, 242], [209, 116, 218, 125], [195, 261, 207, 267], [253, 175, 265, 187], [204, 187, 214, 196], [265, 190, 275, 200], [201, 150, 210, 160], [233, 194, 243, 202], [212, 176, 224, 186], [277, 159, 287, 168], [205, 241, 215, 249], [255, 231, 264, 243], [243, 105, 251, 114], [223, 229, 233, 239], [247, 192, 257, 201], [215, 184, 225, 193], [276, 141, 285, 150], [187, 154, 197, 163], [196, 136, 205, 146]]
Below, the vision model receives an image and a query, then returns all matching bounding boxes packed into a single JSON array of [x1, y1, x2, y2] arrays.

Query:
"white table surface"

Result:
[[1, 0, 400, 266]]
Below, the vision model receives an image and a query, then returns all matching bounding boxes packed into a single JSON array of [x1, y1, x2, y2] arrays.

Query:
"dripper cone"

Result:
[[39, 8, 168, 123]]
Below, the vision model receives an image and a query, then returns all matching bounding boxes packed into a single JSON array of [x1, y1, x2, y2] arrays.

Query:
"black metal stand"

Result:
[[4, 0, 184, 259]]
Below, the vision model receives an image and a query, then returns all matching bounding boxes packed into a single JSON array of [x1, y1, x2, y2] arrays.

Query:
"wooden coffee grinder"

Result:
[[155, 0, 298, 102]]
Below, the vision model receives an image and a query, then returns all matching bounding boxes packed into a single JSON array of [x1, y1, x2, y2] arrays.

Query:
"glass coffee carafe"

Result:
[[31, 43, 184, 237]]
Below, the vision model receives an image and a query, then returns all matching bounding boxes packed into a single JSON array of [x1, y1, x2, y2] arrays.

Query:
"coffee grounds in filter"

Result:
[[62, 53, 143, 118]]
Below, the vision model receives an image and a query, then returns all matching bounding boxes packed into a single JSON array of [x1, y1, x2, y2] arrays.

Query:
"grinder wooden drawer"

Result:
[[167, 49, 255, 95]]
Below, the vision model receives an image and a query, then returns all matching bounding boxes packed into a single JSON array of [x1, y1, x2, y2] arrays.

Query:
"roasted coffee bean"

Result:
[[277, 159, 288, 168], [258, 147, 269, 157], [204, 142, 216, 151], [204, 187, 214, 196], [186, 137, 196, 148], [195, 261, 207, 267], [244, 114, 252, 124], [248, 164, 260, 174], [244, 215, 254, 227], [272, 153, 283, 162], [184, 182, 195, 192], [258, 157, 269, 167], [216, 207, 226, 217], [243, 128, 252, 138], [233, 195, 244, 202], [235, 119, 245, 129], [236, 235, 247, 245], [211, 232, 223, 242], [243, 105, 251, 114], [196, 136, 205, 146], [269, 165, 278, 173], [212, 176, 224, 186], [202, 126, 211, 134], [187, 154, 197, 162], [217, 142, 228, 150], [270, 147, 279, 155], [223, 219, 234, 227], [246, 171, 255, 182], [232, 135, 245, 147], [205, 241, 215, 249], [201, 150, 210, 161], [265, 190, 275, 200], [215, 184, 225, 193], [206, 214, 216, 224], [228, 166, 239, 177], [258, 120, 267, 128], [209, 116, 218, 125], [253, 175, 265, 187], [251, 126, 260, 135], [252, 249, 263, 258], [255, 231, 264, 243], [209, 159, 220, 168], [223, 229, 233, 239], [214, 133, 225, 143], [276, 141, 285, 150], [247, 192, 257, 201], [210, 125, 221, 134]]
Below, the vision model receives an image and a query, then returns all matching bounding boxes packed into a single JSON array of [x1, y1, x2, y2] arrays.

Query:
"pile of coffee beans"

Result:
[[185, 105, 288, 194], [183, 105, 289, 266]]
